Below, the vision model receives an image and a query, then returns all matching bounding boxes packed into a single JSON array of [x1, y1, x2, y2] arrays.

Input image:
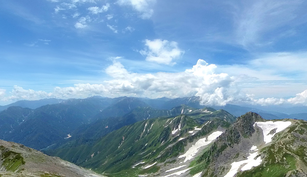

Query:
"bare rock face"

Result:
[[0, 139, 105, 177]]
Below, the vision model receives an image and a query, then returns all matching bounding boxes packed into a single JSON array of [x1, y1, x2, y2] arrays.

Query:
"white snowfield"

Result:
[[224, 146, 261, 177], [255, 121, 292, 144], [178, 131, 223, 162], [224, 120, 292, 177]]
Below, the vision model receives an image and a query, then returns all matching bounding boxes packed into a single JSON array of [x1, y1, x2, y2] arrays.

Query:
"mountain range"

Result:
[[1, 96, 307, 176]]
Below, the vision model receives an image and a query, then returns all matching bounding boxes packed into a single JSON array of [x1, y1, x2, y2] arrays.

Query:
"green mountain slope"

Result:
[[46, 109, 235, 176]]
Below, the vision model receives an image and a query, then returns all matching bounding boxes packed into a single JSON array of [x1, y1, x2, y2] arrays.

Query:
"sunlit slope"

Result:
[[47, 109, 234, 176]]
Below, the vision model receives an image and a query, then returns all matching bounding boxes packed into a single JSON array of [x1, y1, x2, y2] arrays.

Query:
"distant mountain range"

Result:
[[1, 96, 307, 176]]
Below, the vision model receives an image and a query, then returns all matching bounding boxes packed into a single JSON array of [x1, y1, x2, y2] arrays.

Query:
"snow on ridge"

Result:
[[255, 121, 292, 144], [224, 146, 262, 177], [178, 131, 223, 162], [165, 165, 186, 173]]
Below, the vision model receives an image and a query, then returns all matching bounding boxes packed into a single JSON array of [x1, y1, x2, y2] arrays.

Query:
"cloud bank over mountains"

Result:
[[1, 59, 307, 106]]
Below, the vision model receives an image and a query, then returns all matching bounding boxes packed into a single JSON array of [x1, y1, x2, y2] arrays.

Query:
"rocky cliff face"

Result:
[[191, 112, 307, 177]]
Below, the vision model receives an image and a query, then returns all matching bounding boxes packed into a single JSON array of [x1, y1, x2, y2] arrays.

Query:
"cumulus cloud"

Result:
[[4, 86, 51, 101], [2, 59, 307, 106], [88, 3, 110, 14], [117, 0, 156, 19], [0, 60, 246, 106], [288, 90, 307, 105], [140, 39, 184, 65]]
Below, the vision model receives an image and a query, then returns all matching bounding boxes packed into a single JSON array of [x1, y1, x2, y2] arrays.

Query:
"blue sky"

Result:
[[1, 0, 307, 106]]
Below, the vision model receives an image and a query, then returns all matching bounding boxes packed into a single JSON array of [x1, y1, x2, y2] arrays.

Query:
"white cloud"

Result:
[[4, 86, 51, 101], [0, 60, 246, 106], [74, 16, 91, 29], [288, 90, 307, 105], [140, 39, 184, 65], [2, 58, 307, 106], [107, 24, 118, 33], [117, 0, 156, 19], [88, 3, 110, 14], [75, 22, 87, 28]]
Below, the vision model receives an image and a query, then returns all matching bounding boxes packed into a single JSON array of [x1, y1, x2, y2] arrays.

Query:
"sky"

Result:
[[1, 0, 307, 106]]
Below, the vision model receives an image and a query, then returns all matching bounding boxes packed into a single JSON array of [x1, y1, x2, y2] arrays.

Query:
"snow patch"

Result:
[[140, 122, 148, 138], [178, 131, 223, 162], [132, 161, 145, 168], [194, 126, 201, 131], [64, 134, 72, 139], [255, 121, 292, 144], [189, 109, 192, 112], [143, 162, 157, 169], [178, 137, 185, 141], [224, 146, 262, 177], [193, 172, 202, 177], [148, 123, 154, 131], [250, 145, 257, 151], [172, 123, 181, 135], [202, 109, 212, 113], [165, 165, 186, 173], [163, 168, 191, 177]]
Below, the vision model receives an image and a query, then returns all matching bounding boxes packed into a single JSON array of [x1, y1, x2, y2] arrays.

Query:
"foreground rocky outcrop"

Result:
[[0, 139, 104, 177]]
